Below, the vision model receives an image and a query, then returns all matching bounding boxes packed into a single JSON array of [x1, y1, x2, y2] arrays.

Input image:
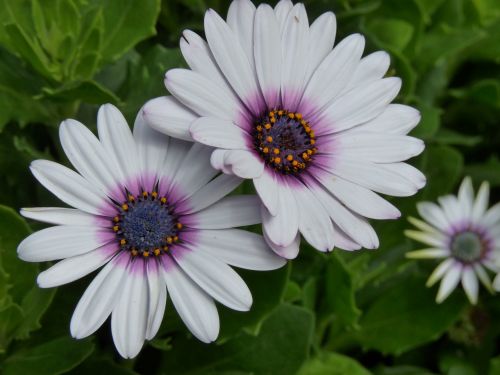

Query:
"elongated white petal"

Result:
[[97, 104, 140, 193], [18, 225, 113, 262], [274, 0, 293, 31], [190, 117, 249, 149], [405, 230, 446, 248], [37, 244, 116, 288], [406, 248, 449, 259], [161, 138, 192, 185], [493, 274, 500, 292], [184, 195, 261, 229], [210, 149, 233, 175], [254, 4, 281, 108], [281, 4, 309, 110], [313, 173, 400, 220], [438, 195, 464, 223], [162, 259, 219, 343], [20, 207, 99, 226], [60, 119, 123, 196], [408, 216, 441, 235], [223, 150, 265, 179], [482, 203, 500, 228], [253, 169, 279, 216], [30, 160, 111, 215], [165, 69, 241, 121], [205, 8, 261, 114], [111, 261, 148, 358], [472, 181, 490, 221], [318, 77, 401, 134], [306, 12, 336, 81], [183, 174, 242, 214], [426, 258, 454, 287], [342, 51, 390, 93], [457, 176, 474, 218], [143, 96, 197, 142], [295, 185, 335, 252], [474, 264, 493, 292], [331, 223, 362, 251], [436, 264, 462, 303], [194, 229, 286, 270], [461, 267, 479, 304], [302, 34, 364, 114], [261, 182, 299, 247], [416, 202, 449, 231], [146, 261, 167, 340], [70, 253, 128, 339], [226, 0, 256, 71], [133, 111, 169, 184], [173, 246, 252, 311], [350, 104, 421, 135]]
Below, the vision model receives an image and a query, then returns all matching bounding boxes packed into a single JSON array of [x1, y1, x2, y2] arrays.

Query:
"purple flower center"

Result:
[[252, 109, 317, 175], [111, 191, 182, 258], [450, 230, 486, 263]]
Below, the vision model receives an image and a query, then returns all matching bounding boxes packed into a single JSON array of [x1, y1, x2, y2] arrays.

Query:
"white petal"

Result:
[[382, 162, 426, 191], [182, 174, 242, 214], [342, 51, 390, 94], [313, 173, 400, 219], [254, 4, 281, 108], [325, 158, 419, 197], [210, 149, 233, 175], [436, 264, 462, 303], [226, 0, 257, 71], [274, 0, 293, 31], [408, 217, 441, 235], [482, 202, 500, 228], [472, 181, 490, 221], [142, 96, 197, 142], [165, 69, 240, 121], [37, 244, 116, 288], [405, 230, 446, 248], [417, 202, 449, 231], [474, 263, 493, 292], [173, 246, 252, 311], [295, 185, 335, 252], [318, 77, 401, 134], [70, 253, 128, 339], [205, 9, 261, 114], [184, 195, 261, 229], [326, 132, 424, 163], [223, 149, 265, 179], [493, 274, 500, 292], [438, 195, 464, 223], [301, 34, 364, 114], [30, 160, 111, 215], [457, 176, 474, 219], [305, 12, 336, 81], [171, 143, 218, 199], [162, 258, 219, 343], [350, 104, 421, 135], [331, 223, 362, 251], [461, 267, 479, 304], [406, 248, 449, 259], [111, 260, 148, 358], [59, 119, 123, 196], [190, 117, 250, 149], [261, 182, 299, 247], [253, 169, 279, 216], [194, 229, 286, 270], [97, 104, 140, 193], [161, 138, 192, 185], [133, 110, 169, 185], [145, 261, 167, 340], [314, 186, 379, 249], [180, 30, 230, 91], [264, 229, 300, 259], [281, 4, 309, 110], [18, 225, 113, 262], [20, 207, 99, 226], [426, 258, 454, 286]]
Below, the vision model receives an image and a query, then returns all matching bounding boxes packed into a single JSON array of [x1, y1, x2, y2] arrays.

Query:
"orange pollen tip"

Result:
[[287, 155, 293, 161], [307, 149, 313, 155], [273, 148, 280, 155], [274, 157, 281, 164], [310, 139, 316, 145], [266, 136, 273, 142], [128, 195, 135, 202], [278, 110, 284, 115], [120, 239, 127, 246], [176, 222, 183, 229], [296, 113, 303, 119], [166, 237, 173, 244], [173, 235, 179, 242], [113, 216, 120, 222], [256, 125, 262, 131], [270, 117, 276, 123], [160, 197, 167, 204], [163, 246, 169, 251], [131, 249, 138, 256], [121, 204, 128, 211], [113, 225, 119, 232], [269, 111, 275, 117], [288, 113, 295, 119], [154, 248, 161, 256], [151, 192, 158, 199], [301, 120, 308, 126], [263, 147, 269, 154], [264, 123, 271, 130], [143, 251, 150, 257], [292, 160, 298, 166]]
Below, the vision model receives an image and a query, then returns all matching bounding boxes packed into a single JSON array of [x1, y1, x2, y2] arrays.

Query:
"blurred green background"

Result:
[[0, 0, 499, 374]]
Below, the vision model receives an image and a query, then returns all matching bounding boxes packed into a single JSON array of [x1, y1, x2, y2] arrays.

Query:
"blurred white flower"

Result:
[[406, 177, 499, 304]]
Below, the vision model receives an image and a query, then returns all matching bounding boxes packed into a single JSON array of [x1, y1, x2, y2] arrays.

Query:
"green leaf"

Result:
[[158, 304, 314, 375], [323, 253, 361, 327], [298, 352, 371, 375], [2, 336, 94, 375], [68, 357, 140, 375], [489, 356, 500, 375], [433, 128, 482, 147], [375, 365, 439, 375], [364, 18, 414, 51], [355, 276, 466, 355], [40, 80, 120, 104], [464, 157, 500, 187]]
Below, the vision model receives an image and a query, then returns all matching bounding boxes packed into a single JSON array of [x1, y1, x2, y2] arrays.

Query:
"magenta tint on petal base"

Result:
[[96, 229, 117, 245]]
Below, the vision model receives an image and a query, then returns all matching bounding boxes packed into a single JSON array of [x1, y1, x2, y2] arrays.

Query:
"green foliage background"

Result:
[[0, 0, 499, 374]]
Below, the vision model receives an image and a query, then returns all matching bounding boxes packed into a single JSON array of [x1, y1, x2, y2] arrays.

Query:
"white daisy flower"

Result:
[[143, 0, 426, 258], [17, 104, 285, 358], [406, 177, 500, 305]]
